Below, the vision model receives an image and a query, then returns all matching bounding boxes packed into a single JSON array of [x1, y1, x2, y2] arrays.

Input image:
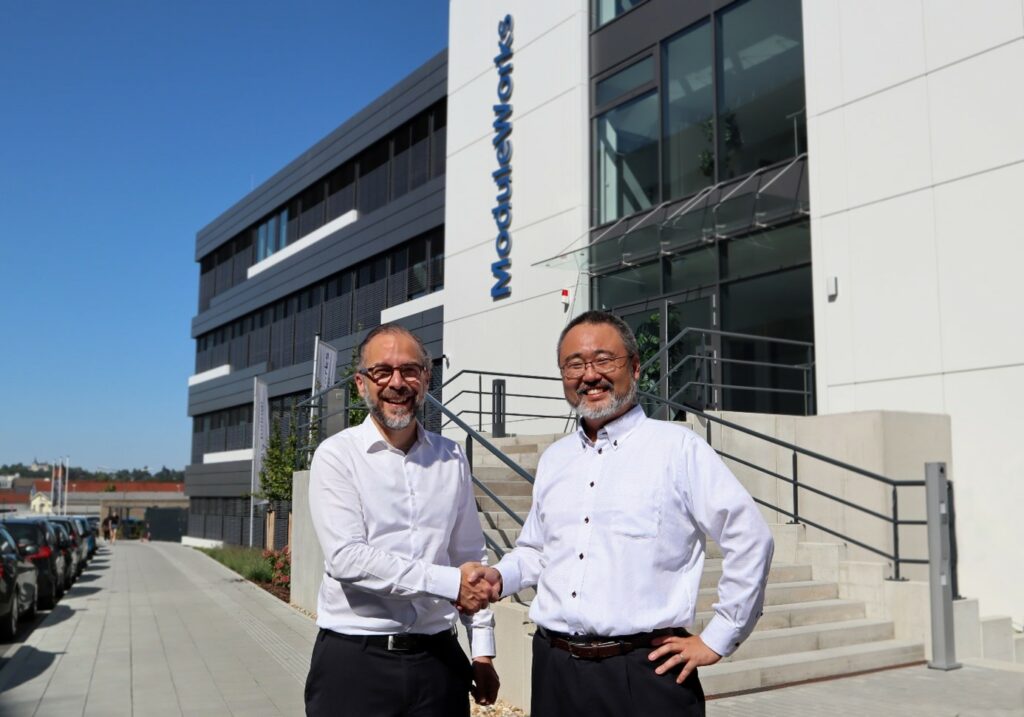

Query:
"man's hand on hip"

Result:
[[648, 634, 722, 684], [470, 657, 500, 705]]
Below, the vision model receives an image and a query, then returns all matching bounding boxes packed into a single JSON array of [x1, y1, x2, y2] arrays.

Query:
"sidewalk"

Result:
[[708, 660, 1024, 717], [0, 542, 317, 716]]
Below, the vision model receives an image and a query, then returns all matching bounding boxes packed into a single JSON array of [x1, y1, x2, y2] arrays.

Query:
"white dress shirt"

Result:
[[308, 416, 495, 658], [494, 404, 773, 657]]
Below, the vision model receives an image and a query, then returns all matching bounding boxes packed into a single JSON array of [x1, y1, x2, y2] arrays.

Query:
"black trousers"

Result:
[[530, 631, 705, 717], [304, 629, 472, 717]]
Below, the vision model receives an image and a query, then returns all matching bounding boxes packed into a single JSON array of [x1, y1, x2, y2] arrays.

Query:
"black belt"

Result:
[[325, 627, 457, 653], [538, 626, 690, 660]]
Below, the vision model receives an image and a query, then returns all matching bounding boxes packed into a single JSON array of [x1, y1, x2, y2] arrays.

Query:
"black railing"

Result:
[[440, 369, 575, 434], [639, 390, 933, 580]]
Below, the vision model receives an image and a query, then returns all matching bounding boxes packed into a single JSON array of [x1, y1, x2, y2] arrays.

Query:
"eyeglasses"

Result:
[[359, 363, 426, 385], [559, 355, 628, 379]]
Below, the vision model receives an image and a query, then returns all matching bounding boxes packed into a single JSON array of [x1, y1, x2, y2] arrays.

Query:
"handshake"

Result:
[[455, 563, 503, 615]]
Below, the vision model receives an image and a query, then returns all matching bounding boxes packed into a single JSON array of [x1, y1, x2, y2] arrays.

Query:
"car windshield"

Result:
[[2, 522, 39, 544]]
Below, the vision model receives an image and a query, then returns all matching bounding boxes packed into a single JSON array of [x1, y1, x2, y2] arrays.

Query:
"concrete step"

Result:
[[473, 479, 535, 498], [483, 527, 522, 547], [725, 619, 895, 662], [691, 599, 866, 634], [700, 563, 811, 589], [700, 639, 924, 696], [697, 580, 838, 613], [476, 494, 533, 514], [478, 511, 525, 530], [472, 465, 536, 482]]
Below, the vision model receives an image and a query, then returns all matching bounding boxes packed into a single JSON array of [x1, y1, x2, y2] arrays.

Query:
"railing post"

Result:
[[465, 435, 474, 471], [947, 480, 962, 600], [891, 485, 902, 580], [789, 450, 800, 524], [342, 386, 350, 430], [926, 462, 961, 670], [492, 379, 507, 438], [478, 375, 483, 432]]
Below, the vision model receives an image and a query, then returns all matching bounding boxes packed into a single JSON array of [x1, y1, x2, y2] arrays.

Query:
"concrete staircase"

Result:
[[471, 433, 925, 697]]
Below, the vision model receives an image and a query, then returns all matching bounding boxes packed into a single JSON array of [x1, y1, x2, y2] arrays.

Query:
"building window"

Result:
[[358, 140, 390, 215], [716, 0, 805, 179], [593, 0, 645, 29], [595, 56, 653, 107], [595, 91, 659, 224], [663, 19, 714, 200]]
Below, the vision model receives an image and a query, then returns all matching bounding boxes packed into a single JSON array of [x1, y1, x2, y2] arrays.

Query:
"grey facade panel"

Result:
[[187, 307, 445, 418], [185, 462, 251, 497], [191, 181, 444, 337], [196, 51, 447, 261]]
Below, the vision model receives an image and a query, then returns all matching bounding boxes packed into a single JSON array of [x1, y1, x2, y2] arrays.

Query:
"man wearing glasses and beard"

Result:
[[305, 324, 499, 716], [468, 311, 774, 716]]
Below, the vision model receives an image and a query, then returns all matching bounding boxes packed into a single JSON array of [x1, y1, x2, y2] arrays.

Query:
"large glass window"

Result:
[[717, 0, 805, 179], [595, 91, 659, 224], [358, 140, 389, 215], [663, 20, 714, 200], [596, 56, 653, 107], [594, 0, 645, 28]]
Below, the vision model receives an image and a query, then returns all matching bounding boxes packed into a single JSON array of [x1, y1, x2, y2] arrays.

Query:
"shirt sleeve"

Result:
[[308, 438, 461, 601], [448, 444, 495, 659], [682, 433, 774, 657], [493, 459, 547, 599]]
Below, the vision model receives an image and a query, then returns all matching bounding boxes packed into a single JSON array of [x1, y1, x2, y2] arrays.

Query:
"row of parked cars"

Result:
[[0, 514, 99, 641]]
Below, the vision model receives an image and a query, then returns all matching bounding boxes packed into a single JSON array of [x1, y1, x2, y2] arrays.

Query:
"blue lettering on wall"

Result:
[[490, 14, 514, 300]]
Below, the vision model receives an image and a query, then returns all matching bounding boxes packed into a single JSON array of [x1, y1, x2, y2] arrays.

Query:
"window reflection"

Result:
[[717, 0, 805, 178], [594, 0, 644, 28], [596, 91, 659, 224], [663, 20, 714, 200]]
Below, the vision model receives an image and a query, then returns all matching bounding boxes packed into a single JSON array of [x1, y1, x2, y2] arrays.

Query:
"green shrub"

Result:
[[198, 545, 273, 583]]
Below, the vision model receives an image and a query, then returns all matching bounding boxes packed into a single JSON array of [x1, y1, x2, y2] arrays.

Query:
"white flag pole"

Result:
[[250, 377, 258, 547], [63, 456, 70, 515]]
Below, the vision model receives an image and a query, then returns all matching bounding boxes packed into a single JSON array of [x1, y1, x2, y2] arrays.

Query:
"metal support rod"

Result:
[[891, 486, 902, 580], [478, 375, 483, 432], [947, 480, 962, 600], [790, 451, 800, 524], [926, 462, 960, 670], [465, 436, 473, 471]]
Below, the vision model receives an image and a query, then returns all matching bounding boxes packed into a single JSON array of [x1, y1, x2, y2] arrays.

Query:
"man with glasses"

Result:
[[305, 323, 499, 716], [469, 310, 774, 716]]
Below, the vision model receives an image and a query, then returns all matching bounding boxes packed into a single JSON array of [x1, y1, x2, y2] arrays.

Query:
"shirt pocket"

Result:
[[604, 475, 662, 539]]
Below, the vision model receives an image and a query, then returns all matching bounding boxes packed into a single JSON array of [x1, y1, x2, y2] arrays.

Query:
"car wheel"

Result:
[[0, 596, 17, 641]]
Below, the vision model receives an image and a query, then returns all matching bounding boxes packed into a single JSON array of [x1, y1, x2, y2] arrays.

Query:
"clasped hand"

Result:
[[455, 563, 502, 614]]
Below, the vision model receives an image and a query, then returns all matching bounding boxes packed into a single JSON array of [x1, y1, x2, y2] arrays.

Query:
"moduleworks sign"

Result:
[[490, 14, 514, 300]]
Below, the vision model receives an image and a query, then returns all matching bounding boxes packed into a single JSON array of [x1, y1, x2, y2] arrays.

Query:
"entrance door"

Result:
[[616, 292, 715, 417]]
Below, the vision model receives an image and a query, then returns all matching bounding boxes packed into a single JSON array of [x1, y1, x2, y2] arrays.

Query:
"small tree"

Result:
[[339, 344, 368, 427], [259, 415, 300, 502]]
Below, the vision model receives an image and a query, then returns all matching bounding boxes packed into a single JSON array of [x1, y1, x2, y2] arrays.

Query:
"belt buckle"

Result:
[[568, 640, 619, 659], [387, 635, 411, 652]]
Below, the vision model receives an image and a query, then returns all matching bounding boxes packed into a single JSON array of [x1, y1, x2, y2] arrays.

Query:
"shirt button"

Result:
[[589, 481, 594, 487], [598, 448, 603, 455], [571, 591, 577, 598], [584, 517, 589, 524], [578, 553, 584, 560], [614, 440, 618, 446]]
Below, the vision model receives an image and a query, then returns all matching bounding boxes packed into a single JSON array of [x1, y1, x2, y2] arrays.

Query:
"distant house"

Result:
[[30, 491, 52, 515]]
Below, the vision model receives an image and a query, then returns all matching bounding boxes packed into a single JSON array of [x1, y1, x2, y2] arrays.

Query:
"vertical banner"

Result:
[[53, 461, 63, 515], [250, 376, 269, 547], [314, 339, 339, 396]]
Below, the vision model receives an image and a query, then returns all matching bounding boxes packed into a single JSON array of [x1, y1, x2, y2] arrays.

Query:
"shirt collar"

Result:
[[360, 415, 429, 455], [577, 403, 647, 450]]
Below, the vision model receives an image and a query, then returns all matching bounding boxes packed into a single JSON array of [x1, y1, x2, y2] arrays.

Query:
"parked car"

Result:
[[0, 525, 38, 640], [51, 522, 77, 590], [48, 518, 87, 576], [70, 517, 95, 560], [0, 517, 63, 609]]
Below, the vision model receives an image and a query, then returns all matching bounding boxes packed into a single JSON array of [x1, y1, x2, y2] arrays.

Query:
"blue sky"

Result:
[[0, 1, 449, 471]]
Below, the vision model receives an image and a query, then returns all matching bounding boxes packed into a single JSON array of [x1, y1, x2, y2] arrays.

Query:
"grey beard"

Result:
[[574, 378, 638, 421], [364, 389, 423, 430]]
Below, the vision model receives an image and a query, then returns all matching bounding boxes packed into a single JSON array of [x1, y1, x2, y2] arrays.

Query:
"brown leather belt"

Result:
[[538, 626, 690, 660]]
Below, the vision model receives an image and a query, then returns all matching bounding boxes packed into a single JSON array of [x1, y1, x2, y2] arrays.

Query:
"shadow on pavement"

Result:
[[74, 573, 101, 583], [39, 604, 75, 630], [0, 645, 63, 693], [63, 586, 100, 598]]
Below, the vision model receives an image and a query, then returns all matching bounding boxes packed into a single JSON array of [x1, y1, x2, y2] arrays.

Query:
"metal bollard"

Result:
[[491, 379, 507, 438], [926, 462, 961, 670]]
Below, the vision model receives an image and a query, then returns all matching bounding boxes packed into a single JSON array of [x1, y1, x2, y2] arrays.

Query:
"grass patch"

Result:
[[198, 545, 273, 583]]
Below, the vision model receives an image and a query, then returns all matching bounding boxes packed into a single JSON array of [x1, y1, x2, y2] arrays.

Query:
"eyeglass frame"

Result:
[[358, 363, 427, 385], [558, 354, 631, 379]]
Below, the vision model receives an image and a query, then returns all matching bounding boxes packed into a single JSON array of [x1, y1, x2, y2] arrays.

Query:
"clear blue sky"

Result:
[[0, 1, 449, 471]]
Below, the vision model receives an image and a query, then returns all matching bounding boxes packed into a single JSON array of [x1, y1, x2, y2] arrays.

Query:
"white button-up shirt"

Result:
[[494, 404, 773, 657], [309, 417, 495, 658]]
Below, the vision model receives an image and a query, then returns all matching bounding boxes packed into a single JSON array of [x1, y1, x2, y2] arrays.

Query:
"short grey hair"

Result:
[[556, 310, 640, 364], [357, 323, 432, 370]]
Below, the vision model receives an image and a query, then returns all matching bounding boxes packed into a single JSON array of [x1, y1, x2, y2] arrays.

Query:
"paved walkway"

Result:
[[708, 660, 1024, 717], [1, 541, 1021, 717], [0, 542, 316, 716]]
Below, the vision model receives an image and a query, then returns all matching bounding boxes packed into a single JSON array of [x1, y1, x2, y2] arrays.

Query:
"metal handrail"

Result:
[[639, 390, 928, 578], [638, 326, 814, 376], [440, 369, 563, 390]]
